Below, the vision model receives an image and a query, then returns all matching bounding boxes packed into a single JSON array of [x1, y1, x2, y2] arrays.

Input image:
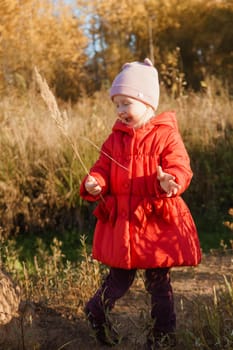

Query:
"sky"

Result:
[[62, 0, 76, 6]]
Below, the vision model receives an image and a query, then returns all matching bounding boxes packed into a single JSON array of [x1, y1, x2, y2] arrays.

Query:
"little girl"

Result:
[[80, 58, 201, 349]]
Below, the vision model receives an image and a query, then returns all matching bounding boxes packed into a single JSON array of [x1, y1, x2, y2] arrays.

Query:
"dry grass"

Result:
[[0, 78, 232, 239], [1, 237, 233, 349], [159, 77, 232, 148], [0, 80, 232, 349], [0, 270, 20, 325], [0, 77, 232, 245]]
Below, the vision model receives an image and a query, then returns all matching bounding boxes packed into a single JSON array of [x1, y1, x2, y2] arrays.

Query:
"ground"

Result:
[[1, 253, 233, 350]]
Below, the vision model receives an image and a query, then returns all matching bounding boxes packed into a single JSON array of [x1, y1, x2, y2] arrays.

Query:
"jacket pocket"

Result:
[[93, 195, 117, 225]]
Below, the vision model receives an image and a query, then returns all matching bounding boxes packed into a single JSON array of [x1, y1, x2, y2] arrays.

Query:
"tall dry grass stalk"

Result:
[[34, 67, 128, 175], [34, 67, 90, 176]]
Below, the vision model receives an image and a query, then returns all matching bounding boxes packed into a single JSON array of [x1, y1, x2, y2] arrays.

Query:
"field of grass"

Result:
[[1, 236, 233, 349], [0, 78, 232, 248], [0, 79, 233, 348]]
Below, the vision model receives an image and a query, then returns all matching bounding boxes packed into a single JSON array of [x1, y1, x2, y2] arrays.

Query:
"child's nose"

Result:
[[118, 111, 126, 120]]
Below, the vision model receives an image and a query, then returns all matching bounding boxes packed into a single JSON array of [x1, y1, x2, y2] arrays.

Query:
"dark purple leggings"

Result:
[[85, 267, 176, 335]]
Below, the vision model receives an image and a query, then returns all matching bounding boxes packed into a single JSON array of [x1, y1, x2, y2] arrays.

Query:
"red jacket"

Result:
[[80, 112, 201, 269]]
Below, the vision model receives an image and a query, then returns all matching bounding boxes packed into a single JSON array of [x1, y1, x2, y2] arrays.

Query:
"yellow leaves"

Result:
[[0, 0, 17, 15], [0, 0, 88, 99], [0, 0, 232, 98]]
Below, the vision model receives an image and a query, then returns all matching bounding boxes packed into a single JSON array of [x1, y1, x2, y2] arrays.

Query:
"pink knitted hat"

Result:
[[110, 58, 160, 110]]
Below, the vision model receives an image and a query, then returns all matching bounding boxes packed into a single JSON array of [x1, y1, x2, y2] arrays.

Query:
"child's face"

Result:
[[113, 95, 149, 128]]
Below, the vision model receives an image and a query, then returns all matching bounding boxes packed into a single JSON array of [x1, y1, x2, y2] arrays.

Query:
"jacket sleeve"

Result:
[[159, 127, 193, 196], [79, 134, 113, 202]]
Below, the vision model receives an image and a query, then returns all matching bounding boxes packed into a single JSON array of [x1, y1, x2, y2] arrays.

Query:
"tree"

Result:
[[0, 0, 88, 100], [78, 0, 233, 94]]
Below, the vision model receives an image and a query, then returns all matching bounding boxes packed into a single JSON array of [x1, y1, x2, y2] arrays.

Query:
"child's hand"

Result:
[[85, 175, 102, 196], [157, 166, 181, 197]]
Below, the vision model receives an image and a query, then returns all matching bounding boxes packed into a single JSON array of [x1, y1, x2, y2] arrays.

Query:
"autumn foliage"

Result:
[[0, 0, 87, 100], [0, 0, 233, 100]]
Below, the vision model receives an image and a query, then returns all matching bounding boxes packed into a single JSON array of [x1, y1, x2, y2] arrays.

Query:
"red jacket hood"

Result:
[[113, 111, 179, 134]]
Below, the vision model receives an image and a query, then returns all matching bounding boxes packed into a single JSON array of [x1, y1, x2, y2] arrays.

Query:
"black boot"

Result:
[[85, 308, 120, 347]]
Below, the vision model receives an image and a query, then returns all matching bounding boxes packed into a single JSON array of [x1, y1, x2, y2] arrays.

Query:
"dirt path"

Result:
[[1, 253, 233, 350]]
